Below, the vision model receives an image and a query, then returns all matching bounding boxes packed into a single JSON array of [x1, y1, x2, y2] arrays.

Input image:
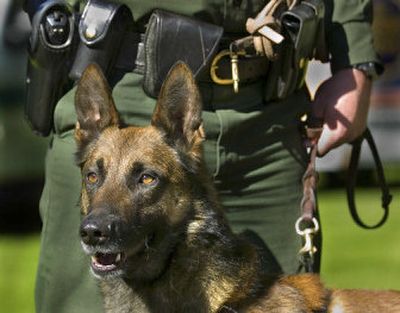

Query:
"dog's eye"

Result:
[[86, 172, 98, 184], [139, 174, 156, 185]]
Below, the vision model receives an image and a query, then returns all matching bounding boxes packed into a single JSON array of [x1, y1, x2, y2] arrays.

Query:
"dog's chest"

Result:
[[100, 275, 215, 313], [101, 280, 150, 313]]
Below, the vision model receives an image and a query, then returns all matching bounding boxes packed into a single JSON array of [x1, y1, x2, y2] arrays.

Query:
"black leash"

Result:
[[346, 128, 393, 229]]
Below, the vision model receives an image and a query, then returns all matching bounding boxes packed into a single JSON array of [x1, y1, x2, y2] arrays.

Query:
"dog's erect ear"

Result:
[[74, 63, 119, 144], [151, 62, 204, 158]]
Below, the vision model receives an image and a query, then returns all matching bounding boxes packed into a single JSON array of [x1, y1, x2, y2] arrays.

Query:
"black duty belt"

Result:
[[114, 32, 270, 86]]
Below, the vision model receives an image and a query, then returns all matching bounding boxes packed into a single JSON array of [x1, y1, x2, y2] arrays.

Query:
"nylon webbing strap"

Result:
[[347, 128, 393, 229], [245, 0, 298, 59]]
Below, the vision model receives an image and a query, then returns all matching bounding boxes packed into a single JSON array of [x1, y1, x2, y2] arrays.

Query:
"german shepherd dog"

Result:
[[75, 62, 400, 313]]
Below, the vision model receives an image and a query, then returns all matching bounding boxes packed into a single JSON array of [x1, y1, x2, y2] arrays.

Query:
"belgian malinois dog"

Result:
[[75, 62, 400, 313]]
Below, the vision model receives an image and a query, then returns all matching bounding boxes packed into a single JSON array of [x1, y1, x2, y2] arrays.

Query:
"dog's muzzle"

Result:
[[80, 212, 127, 276]]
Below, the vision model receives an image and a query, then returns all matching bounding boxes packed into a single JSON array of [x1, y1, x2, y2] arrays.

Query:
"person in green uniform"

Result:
[[31, 1, 381, 313]]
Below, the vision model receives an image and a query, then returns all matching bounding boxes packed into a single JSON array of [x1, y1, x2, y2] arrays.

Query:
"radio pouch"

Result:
[[142, 10, 223, 98], [264, 0, 326, 101], [281, 0, 326, 63]]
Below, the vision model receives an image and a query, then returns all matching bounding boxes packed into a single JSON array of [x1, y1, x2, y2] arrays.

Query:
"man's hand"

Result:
[[311, 68, 372, 157]]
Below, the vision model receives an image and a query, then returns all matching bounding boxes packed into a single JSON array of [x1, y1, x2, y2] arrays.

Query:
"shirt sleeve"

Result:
[[325, 0, 382, 73]]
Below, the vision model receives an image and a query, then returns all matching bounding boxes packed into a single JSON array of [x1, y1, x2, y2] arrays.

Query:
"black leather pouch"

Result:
[[143, 10, 223, 98], [281, 0, 325, 63], [69, 0, 135, 82], [264, 0, 326, 101]]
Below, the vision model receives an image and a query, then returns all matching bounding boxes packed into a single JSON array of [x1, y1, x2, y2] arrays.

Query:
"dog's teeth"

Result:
[[116, 253, 121, 263]]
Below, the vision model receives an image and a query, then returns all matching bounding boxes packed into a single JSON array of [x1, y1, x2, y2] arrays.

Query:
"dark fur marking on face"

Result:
[[74, 135, 102, 169], [96, 158, 105, 176]]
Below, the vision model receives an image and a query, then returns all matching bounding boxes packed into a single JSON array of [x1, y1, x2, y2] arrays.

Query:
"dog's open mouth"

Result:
[[87, 236, 151, 277], [91, 252, 126, 274], [83, 233, 155, 278]]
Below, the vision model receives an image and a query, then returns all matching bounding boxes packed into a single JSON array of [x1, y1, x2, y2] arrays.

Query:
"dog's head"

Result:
[[74, 63, 206, 281]]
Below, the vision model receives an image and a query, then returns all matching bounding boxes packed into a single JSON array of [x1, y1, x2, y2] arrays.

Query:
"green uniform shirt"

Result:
[[326, 0, 379, 72]]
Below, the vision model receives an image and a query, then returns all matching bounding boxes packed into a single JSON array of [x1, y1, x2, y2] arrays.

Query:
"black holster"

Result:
[[25, 0, 77, 136], [25, 0, 136, 136]]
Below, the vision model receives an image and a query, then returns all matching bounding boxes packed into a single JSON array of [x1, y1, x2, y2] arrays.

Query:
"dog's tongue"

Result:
[[95, 252, 120, 265]]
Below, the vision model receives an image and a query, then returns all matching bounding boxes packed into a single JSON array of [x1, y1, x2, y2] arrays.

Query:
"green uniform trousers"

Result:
[[35, 72, 311, 313]]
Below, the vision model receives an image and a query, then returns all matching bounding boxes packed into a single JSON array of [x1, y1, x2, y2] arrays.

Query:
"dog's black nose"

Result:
[[80, 214, 119, 246], [80, 221, 108, 245]]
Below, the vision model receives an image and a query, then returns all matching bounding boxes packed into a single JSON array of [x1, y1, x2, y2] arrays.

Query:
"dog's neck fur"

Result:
[[100, 170, 265, 313]]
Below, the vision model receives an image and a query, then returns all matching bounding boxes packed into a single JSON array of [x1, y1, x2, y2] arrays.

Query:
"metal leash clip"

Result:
[[210, 49, 246, 93], [295, 217, 319, 259]]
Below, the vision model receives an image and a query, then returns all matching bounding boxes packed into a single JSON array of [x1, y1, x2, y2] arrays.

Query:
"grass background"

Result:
[[0, 187, 399, 313], [320, 187, 400, 290]]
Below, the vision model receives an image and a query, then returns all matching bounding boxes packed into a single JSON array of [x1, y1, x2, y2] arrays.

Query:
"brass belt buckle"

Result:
[[210, 49, 245, 93]]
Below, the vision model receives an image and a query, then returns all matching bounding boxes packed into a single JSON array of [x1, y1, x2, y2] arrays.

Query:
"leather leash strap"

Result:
[[297, 122, 392, 273], [301, 117, 323, 222], [296, 117, 323, 273], [245, 0, 298, 59], [347, 128, 393, 229]]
